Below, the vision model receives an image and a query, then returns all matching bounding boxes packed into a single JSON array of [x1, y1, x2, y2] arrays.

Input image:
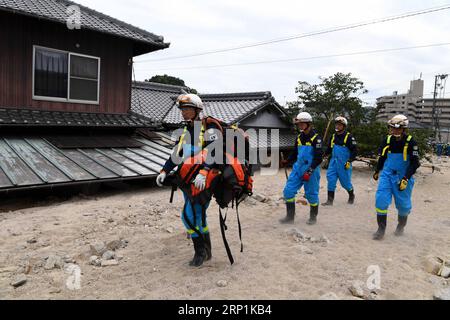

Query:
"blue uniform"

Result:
[[325, 132, 357, 192], [375, 135, 420, 217], [284, 131, 323, 207]]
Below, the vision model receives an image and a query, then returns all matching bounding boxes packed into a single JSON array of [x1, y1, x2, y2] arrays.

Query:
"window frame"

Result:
[[32, 45, 101, 105]]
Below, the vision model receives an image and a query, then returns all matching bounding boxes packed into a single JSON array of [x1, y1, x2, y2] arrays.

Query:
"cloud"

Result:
[[74, 0, 450, 105]]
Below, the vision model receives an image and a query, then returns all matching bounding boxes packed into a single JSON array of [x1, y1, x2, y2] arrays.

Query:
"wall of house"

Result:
[[0, 11, 134, 114], [239, 106, 291, 129]]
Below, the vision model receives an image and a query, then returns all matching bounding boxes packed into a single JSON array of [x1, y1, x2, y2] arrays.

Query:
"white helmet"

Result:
[[294, 112, 313, 124], [388, 114, 409, 129], [335, 116, 348, 127], [176, 93, 203, 110]]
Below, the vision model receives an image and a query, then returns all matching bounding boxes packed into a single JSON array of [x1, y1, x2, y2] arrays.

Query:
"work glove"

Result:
[[193, 170, 208, 191], [399, 177, 408, 191], [156, 171, 167, 187], [344, 161, 351, 170], [373, 171, 379, 181], [302, 168, 314, 182]]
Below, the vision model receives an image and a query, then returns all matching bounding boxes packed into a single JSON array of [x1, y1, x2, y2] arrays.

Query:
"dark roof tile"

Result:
[[0, 108, 157, 128], [0, 0, 169, 50]]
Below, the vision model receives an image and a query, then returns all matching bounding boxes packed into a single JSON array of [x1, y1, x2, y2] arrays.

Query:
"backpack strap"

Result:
[[219, 208, 234, 265], [199, 117, 224, 148]]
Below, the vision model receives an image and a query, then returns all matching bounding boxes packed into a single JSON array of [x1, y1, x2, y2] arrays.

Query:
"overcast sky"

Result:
[[76, 0, 450, 106]]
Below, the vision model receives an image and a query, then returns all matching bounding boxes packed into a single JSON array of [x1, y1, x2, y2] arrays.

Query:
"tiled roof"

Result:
[[164, 92, 274, 125], [247, 130, 297, 149], [0, 134, 172, 192], [0, 0, 169, 52], [0, 108, 157, 128], [164, 128, 297, 150], [131, 81, 188, 121]]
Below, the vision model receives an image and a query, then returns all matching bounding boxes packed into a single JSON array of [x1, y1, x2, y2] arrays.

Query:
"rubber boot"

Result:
[[322, 191, 335, 206], [394, 215, 408, 236], [373, 215, 387, 240], [347, 189, 355, 205], [279, 202, 296, 224], [189, 236, 207, 267], [307, 206, 318, 225], [204, 233, 212, 261]]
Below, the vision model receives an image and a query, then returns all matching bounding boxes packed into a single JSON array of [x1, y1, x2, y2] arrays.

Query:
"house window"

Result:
[[33, 46, 100, 104]]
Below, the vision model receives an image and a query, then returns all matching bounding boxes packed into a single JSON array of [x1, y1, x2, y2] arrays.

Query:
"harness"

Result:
[[381, 135, 412, 161], [331, 132, 350, 149], [177, 123, 207, 154]]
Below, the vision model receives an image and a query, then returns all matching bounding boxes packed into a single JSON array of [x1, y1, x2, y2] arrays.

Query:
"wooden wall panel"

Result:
[[0, 11, 133, 114]]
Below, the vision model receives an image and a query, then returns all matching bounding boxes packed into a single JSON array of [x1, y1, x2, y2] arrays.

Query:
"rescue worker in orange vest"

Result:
[[156, 94, 221, 267], [372, 115, 421, 240]]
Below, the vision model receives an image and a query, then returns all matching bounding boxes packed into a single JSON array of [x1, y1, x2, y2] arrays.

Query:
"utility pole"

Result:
[[432, 74, 448, 142]]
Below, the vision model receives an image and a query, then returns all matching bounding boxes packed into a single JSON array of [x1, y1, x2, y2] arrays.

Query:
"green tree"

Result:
[[287, 72, 368, 125], [287, 73, 432, 160], [145, 74, 198, 93], [146, 74, 186, 86]]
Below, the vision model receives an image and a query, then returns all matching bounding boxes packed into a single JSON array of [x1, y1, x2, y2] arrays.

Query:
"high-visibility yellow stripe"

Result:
[[381, 135, 392, 157], [331, 133, 349, 148], [300, 134, 319, 146], [376, 208, 388, 214], [187, 225, 209, 234], [199, 123, 205, 148], [177, 126, 188, 154], [285, 198, 296, 203], [310, 203, 319, 207], [403, 135, 412, 161], [177, 123, 207, 153], [344, 132, 350, 144]]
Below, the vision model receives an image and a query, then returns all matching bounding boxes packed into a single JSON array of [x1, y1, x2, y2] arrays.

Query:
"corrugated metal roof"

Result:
[[0, 134, 172, 192], [0, 108, 157, 128], [0, 0, 169, 50]]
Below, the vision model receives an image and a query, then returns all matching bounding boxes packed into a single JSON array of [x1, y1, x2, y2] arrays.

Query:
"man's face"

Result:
[[298, 122, 309, 132], [181, 107, 197, 121], [335, 123, 345, 132], [391, 127, 404, 137]]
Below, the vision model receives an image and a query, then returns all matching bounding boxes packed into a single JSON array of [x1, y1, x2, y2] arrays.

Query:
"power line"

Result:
[[136, 42, 450, 72], [135, 4, 450, 63]]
